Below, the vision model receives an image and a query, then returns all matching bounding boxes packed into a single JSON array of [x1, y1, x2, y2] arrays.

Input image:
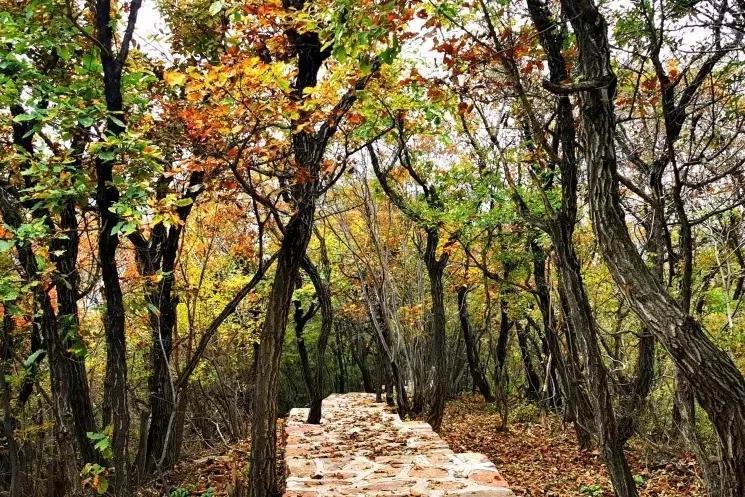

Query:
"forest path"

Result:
[[283, 393, 514, 496]]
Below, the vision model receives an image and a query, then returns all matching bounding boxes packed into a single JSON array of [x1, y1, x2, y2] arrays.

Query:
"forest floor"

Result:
[[137, 395, 702, 497], [440, 396, 703, 497]]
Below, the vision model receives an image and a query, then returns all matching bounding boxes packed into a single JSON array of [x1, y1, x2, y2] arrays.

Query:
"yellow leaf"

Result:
[[164, 71, 186, 87]]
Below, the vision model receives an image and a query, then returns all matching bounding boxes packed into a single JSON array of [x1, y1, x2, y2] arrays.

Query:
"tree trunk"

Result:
[[6, 104, 100, 476], [457, 286, 494, 402], [562, 0, 745, 497], [300, 257, 333, 424], [350, 328, 375, 393], [138, 173, 202, 474], [293, 299, 318, 408], [524, 0, 598, 452], [375, 349, 384, 403], [97, 200, 130, 495], [250, 197, 315, 497], [0, 191, 91, 494], [333, 326, 347, 394], [424, 228, 449, 432], [494, 297, 512, 382], [674, 369, 720, 496], [515, 322, 542, 403], [1, 317, 22, 497], [54, 200, 100, 467], [528, 242, 563, 410], [561, 1, 745, 495], [248, 6, 376, 492], [93, 0, 145, 490], [553, 224, 638, 497], [369, 298, 410, 417]]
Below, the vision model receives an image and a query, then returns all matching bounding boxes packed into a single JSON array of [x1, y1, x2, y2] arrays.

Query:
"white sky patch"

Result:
[[132, 0, 173, 62]]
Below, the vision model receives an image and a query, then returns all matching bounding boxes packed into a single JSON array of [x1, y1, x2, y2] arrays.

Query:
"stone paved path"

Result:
[[284, 393, 514, 497]]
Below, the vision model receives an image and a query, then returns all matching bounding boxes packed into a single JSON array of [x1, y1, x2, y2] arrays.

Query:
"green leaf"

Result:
[[0, 239, 15, 252], [108, 115, 126, 128], [97, 149, 116, 161], [97, 477, 109, 495], [209, 0, 223, 16], [78, 115, 95, 127], [23, 349, 44, 368], [12, 113, 37, 123]]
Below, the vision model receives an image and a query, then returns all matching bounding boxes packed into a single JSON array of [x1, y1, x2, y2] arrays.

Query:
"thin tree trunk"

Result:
[[528, 242, 563, 410], [137, 173, 203, 474], [293, 299, 318, 405], [516, 322, 542, 403], [494, 296, 512, 382], [93, 1, 144, 491], [350, 328, 375, 393], [300, 256, 333, 424], [369, 297, 410, 417], [1, 316, 22, 497], [457, 286, 494, 402], [333, 326, 347, 394]]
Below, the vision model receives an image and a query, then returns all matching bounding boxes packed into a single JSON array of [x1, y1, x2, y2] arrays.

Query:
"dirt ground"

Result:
[[440, 395, 703, 497]]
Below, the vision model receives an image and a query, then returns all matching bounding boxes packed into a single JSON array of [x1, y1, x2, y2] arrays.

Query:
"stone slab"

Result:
[[283, 393, 514, 497]]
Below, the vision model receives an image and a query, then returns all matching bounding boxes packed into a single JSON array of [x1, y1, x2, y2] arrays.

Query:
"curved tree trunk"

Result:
[[293, 299, 318, 411], [300, 257, 333, 424], [368, 296, 410, 417], [457, 286, 494, 402], [250, 191, 316, 497], [560, 1, 745, 495], [553, 221, 638, 497], [248, 4, 378, 493]]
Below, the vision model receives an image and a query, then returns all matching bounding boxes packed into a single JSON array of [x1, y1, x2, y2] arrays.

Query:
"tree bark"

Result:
[[1, 316, 22, 497], [528, 241, 563, 411], [136, 172, 203, 474], [93, 0, 144, 492], [368, 297, 410, 417], [5, 107, 100, 475], [350, 327, 375, 393], [515, 322, 542, 403], [494, 295, 512, 382], [0, 188, 91, 495], [300, 256, 333, 424], [457, 286, 494, 402], [367, 139, 450, 431], [560, 1, 745, 495], [293, 299, 318, 411], [248, 7, 377, 492], [424, 228, 449, 431], [333, 327, 347, 394], [250, 194, 316, 497]]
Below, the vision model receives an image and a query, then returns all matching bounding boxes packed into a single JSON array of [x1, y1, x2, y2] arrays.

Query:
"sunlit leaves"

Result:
[[165, 70, 187, 87]]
